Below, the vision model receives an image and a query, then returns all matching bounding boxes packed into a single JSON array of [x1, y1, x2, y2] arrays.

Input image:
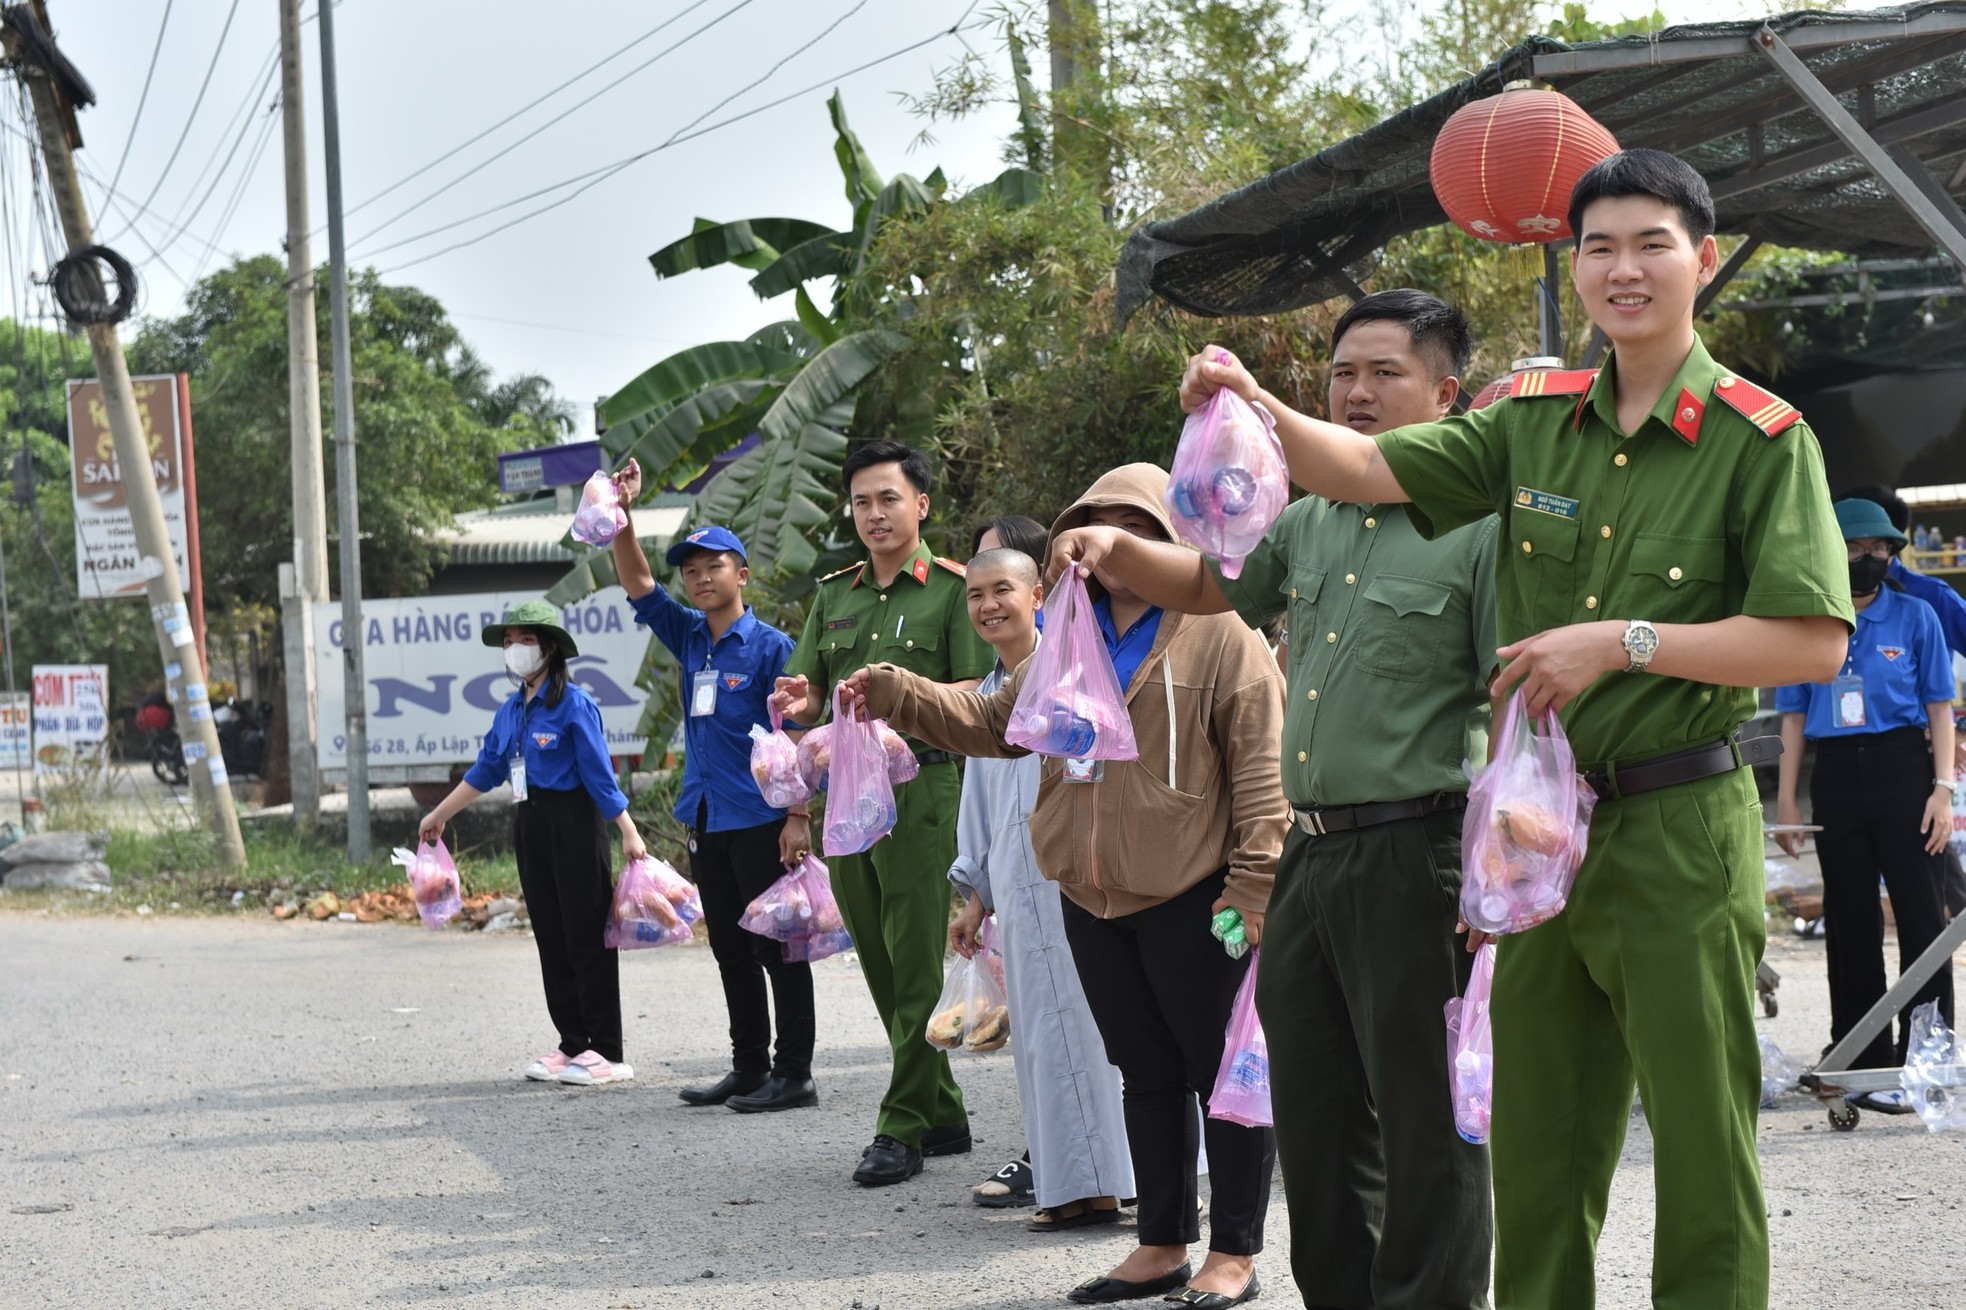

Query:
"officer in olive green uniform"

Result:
[[1377, 339, 1850, 1307], [784, 539, 995, 1177]]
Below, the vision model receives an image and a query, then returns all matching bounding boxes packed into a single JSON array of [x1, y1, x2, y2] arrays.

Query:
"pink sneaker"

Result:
[[558, 1050, 633, 1086], [523, 1049, 572, 1082]]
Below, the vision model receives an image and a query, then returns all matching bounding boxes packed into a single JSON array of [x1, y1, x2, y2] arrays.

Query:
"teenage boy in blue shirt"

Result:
[[612, 460, 816, 1114]]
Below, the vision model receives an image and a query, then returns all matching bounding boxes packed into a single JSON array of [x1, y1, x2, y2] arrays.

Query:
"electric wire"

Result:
[[186, 94, 283, 288], [346, 0, 759, 251], [341, 0, 721, 222], [371, 5, 982, 274], [148, 41, 280, 257], [104, 0, 246, 244], [105, 0, 175, 200]]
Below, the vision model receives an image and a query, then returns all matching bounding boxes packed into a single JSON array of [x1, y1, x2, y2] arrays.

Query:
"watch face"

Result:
[[1627, 623, 1659, 660]]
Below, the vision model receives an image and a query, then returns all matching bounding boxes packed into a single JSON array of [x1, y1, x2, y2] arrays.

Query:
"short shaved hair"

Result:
[[967, 547, 1039, 587]]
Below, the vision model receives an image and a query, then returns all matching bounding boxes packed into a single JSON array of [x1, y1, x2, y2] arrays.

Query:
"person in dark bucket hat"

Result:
[[423, 598, 647, 1086]]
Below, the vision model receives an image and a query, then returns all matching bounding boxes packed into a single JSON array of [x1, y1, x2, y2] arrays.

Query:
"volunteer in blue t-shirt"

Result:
[[611, 460, 816, 1115], [1775, 499, 1957, 1108], [420, 600, 647, 1088]]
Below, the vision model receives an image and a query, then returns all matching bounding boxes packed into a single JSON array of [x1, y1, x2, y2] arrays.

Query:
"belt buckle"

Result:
[[1299, 809, 1326, 837]]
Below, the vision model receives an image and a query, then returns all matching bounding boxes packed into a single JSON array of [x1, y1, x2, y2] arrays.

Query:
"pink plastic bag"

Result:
[[1165, 352, 1289, 579], [822, 686, 897, 856], [1004, 567, 1140, 760], [1444, 942, 1496, 1144], [569, 470, 627, 546], [393, 840, 462, 930], [780, 856, 852, 964], [796, 719, 917, 792], [1209, 950, 1271, 1127], [1461, 691, 1595, 935], [749, 701, 811, 810], [603, 855, 703, 950]]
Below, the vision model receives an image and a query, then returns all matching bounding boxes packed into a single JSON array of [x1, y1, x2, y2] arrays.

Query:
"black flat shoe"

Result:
[[920, 1123, 972, 1157], [678, 1071, 767, 1106], [852, 1134, 923, 1186], [971, 1157, 1035, 1208], [727, 1075, 819, 1113], [1067, 1263, 1192, 1304], [1163, 1271, 1261, 1308]]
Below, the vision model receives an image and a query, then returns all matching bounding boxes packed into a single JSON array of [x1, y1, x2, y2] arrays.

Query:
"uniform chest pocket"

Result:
[[1628, 533, 1726, 622], [1283, 569, 1326, 672], [875, 623, 943, 676], [1357, 575, 1456, 683], [1509, 507, 1580, 629]]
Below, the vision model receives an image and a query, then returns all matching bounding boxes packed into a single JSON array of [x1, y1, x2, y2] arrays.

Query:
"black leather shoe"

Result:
[[678, 1071, 766, 1106], [1163, 1270, 1261, 1308], [1066, 1263, 1192, 1304], [727, 1075, 818, 1113], [851, 1134, 923, 1186], [920, 1123, 972, 1157]]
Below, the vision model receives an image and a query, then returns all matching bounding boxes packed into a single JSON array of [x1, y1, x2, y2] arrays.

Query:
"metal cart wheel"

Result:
[[1827, 1100, 1860, 1132]]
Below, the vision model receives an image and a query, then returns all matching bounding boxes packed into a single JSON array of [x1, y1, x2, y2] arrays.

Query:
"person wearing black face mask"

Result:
[[1775, 499, 1957, 1111]]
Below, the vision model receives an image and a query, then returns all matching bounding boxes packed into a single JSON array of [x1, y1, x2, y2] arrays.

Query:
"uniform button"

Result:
[[1345, 573, 1357, 585], [1680, 406, 1697, 422], [1600, 525, 1612, 539], [1365, 517, 1377, 529], [905, 639, 914, 649], [1297, 751, 1308, 763], [1326, 632, 1337, 644], [1614, 453, 1629, 467], [1669, 566, 1683, 581], [1719, 377, 1736, 389], [1307, 689, 1318, 701], [1522, 541, 1534, 555], [1290, 588, 1299, 599], [1585, 596, 1598, 609], [880, 594, 888, 603]]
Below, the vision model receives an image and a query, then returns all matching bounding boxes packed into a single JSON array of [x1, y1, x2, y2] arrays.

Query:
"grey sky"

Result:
[[26, 0, 1769, 438]]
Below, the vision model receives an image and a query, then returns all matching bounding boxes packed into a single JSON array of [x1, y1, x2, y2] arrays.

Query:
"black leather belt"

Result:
[[1294, 791, 1467, 837], [913, 749, 956, 768], [1583, 733, 1782, 802]]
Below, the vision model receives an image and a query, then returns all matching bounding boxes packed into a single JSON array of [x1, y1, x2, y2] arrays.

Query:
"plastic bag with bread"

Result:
[[749, 701, 811, 809], [603, 855, 704, 950], [1460, 690, 1594, 935], [923, 928, 1011, 1054]]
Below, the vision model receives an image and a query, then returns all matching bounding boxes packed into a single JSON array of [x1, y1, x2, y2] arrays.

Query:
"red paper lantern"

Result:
[[1430, 85, 1619, 244]]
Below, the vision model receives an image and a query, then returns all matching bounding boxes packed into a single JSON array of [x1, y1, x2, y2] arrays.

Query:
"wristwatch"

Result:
[[1622, 619, 1659, 674], [1935, 777, 1958, 794]]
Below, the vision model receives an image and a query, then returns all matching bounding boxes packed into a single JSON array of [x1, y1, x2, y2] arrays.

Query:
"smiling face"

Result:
[[678, 548, 747, 612], [848, 460, 928, 563], [1571, 194, 1717, 353], [1326, 319, 1459, 434], [965, 560, 1041, 651]]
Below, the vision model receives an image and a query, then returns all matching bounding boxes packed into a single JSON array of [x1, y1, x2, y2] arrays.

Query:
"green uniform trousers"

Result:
[[1257, 812, 1492, 1310], [825, 760, 967, 1148], [1492, 766, 1767, 1310]]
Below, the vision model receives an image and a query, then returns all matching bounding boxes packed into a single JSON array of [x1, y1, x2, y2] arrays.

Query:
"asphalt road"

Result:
[[1, 911, 1960, 1309]]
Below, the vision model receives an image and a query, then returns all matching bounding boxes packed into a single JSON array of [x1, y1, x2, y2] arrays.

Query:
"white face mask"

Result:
[[503, 643, 545, 680]]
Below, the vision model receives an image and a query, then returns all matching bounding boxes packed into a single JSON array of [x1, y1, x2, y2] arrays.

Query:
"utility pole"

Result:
[[1047, 0, 1110, 207], [318, 0, 368, 860], [3, 5, 244, 864], [278, 0, 326, 830]]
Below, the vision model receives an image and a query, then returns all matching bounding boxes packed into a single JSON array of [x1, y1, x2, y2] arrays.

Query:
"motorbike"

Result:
[[135, 694, 187, 787]]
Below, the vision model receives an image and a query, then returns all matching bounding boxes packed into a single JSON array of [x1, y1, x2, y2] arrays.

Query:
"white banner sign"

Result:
[[67, 374, 192, 598], [313, 590, 651, 770], [31, 664, 109, 776], [0, 691, 30, 770]]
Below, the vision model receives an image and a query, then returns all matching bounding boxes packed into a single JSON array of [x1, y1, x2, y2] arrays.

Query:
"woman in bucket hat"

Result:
[[420, 600, 648, 1085]]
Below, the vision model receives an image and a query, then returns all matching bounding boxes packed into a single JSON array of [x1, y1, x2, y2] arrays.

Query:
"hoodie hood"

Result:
[[1049, 463, 1179, 542]]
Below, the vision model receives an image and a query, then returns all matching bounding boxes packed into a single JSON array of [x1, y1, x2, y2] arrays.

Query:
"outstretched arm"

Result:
[[610, 459, 657, 601], [1047, 529, 1234, 613]]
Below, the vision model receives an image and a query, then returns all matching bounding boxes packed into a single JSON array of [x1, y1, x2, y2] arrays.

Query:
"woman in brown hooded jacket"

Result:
[[848, 464, 1287, 1308]]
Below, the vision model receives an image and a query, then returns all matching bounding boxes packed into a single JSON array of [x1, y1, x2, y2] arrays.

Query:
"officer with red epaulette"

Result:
[[773, 440, 996, 1187]]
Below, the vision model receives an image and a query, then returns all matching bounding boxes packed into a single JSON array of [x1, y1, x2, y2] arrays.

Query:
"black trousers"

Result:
[[1257, 814, 1491, 1309], [513, 785, 623, 1063], [689, 805, 814, 1080], [1812, 730, 1955, 1069], [1061, 868, 1275, 1255]]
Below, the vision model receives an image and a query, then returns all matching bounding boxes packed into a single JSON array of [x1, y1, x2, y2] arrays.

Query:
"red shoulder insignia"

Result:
[[1505, 368, 1597, 400], [933, 556, 967, 577], [1712, 376, 1802, 437]]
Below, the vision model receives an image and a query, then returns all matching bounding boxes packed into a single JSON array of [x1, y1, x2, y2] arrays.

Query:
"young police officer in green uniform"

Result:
[[1167, 152, 1851, 1308], [1052, 290, 1497, 1309], [774, 441, 995, 1186]]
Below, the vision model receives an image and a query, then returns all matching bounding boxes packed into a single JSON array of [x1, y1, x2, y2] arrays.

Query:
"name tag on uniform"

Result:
[[1833, 674, 1867, 728], [1063, 757, 1103, 784], [510, 755, 529, 801], [1514, 487, 1580, 520], [690, 669, 720, 717]]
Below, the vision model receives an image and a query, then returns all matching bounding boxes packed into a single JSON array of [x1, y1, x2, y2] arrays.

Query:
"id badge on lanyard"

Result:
[[511, 699, 531, 801], [690, 667, 720, 718], [1833, 673, 1867, 729], [1062, 757, 1104, 784]]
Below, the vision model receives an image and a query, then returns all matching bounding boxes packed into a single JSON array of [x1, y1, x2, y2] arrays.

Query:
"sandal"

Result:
[[1028, 1195, 1122, 1232], [972, 1157, 1035, 1208]]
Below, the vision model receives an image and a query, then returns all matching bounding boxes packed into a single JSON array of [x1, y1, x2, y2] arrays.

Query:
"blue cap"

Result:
[[665, 525, 748, 566], [1832, 498, 1908, 547]]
